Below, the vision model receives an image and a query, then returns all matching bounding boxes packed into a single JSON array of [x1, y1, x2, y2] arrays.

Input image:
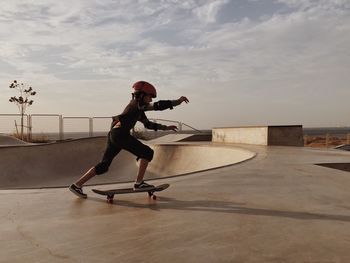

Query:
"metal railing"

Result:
[[30, 114, 63, 140], [0, 114, 200, 141]]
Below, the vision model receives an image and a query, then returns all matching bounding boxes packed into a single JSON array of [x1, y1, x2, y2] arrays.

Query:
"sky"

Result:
[[0, 0, 349, 130]]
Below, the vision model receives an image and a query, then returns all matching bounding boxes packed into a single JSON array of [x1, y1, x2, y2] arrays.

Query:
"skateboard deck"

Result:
[[92, 184, 169, 203]]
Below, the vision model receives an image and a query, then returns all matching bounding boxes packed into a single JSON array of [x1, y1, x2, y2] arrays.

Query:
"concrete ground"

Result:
[[1, 140, 350, 262]]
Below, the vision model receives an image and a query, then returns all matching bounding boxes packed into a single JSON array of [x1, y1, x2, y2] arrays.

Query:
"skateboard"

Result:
[[92, 184, 170, 203]]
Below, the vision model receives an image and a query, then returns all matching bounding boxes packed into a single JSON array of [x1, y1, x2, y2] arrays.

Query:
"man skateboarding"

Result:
[[69, 81, 189, 198]]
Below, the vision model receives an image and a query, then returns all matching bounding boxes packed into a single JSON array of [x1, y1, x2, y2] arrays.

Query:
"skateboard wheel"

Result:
[[148, 192, 153, 197], [152, 195, 157, 200]]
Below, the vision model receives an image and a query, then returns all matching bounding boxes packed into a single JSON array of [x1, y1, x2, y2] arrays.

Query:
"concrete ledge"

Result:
[[212, 125, 303, 146]]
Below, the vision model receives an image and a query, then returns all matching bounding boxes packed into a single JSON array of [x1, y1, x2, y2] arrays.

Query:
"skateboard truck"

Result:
[[106, 191, 157, 203]]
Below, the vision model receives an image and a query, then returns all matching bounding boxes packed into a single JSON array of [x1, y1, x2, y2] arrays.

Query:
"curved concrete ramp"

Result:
[[148, 144, 255, 178], [149, 133, 212, 143], [0, 137, 255, 189], [149, 133, 196, 143]]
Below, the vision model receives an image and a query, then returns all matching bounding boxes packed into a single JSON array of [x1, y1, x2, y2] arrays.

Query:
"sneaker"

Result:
[[69, 184, 87, 198], [134, 181, 155, 190]]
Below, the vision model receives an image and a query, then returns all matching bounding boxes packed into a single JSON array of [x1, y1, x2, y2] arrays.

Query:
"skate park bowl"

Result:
[[0, 136, 256, 189]]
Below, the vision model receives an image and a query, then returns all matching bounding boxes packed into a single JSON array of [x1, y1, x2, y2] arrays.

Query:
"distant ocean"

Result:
[[28, 127, 350, 141]]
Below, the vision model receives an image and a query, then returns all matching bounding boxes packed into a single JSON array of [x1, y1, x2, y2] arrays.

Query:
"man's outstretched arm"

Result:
[[141, 96, 189, 111]]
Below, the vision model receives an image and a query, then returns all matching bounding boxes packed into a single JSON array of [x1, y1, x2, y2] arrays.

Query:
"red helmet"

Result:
[[132, 81, 157, 98]]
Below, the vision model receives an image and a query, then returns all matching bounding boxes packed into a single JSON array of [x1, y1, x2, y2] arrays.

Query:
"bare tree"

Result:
[[9, 80, 37, 140]]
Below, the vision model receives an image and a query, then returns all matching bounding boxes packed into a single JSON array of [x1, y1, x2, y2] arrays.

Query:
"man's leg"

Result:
[[75, 167, 96, 187], [69, 132, 121, 197], [136, 158, 149, 184], [121, 135, 154, 188], [69, 167, 96, 198], [74, 143, 120, 187]]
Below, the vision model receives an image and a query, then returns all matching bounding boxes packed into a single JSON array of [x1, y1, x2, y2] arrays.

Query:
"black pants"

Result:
[[94, 128, 154, 175]]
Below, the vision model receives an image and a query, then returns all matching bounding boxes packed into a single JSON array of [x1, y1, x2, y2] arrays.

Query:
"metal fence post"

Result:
[[178, 122, 183, 132], [27, 115, 32, 141], [89, 118, 93, 137], [59, 115, 64, 141]]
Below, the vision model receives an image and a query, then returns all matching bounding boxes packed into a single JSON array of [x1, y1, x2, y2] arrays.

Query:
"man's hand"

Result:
[[178, 96, 189, 104], [165, 125, 178, 132]]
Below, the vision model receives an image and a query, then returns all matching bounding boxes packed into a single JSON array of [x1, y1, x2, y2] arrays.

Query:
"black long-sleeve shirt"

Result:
[[111, 99, 180, 131]]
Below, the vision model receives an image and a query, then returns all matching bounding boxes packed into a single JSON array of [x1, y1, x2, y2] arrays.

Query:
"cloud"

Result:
[[0, 0, 349, 127], [1, 1, 348, 84], [277, 0, 350, 9], [192, 0, 229, 23]]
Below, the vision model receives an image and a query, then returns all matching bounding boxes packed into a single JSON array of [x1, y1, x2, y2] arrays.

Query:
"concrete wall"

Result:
[[212, 125, 303, 146], [212, 127, 268, 145], [268, 126, 304, 146]]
